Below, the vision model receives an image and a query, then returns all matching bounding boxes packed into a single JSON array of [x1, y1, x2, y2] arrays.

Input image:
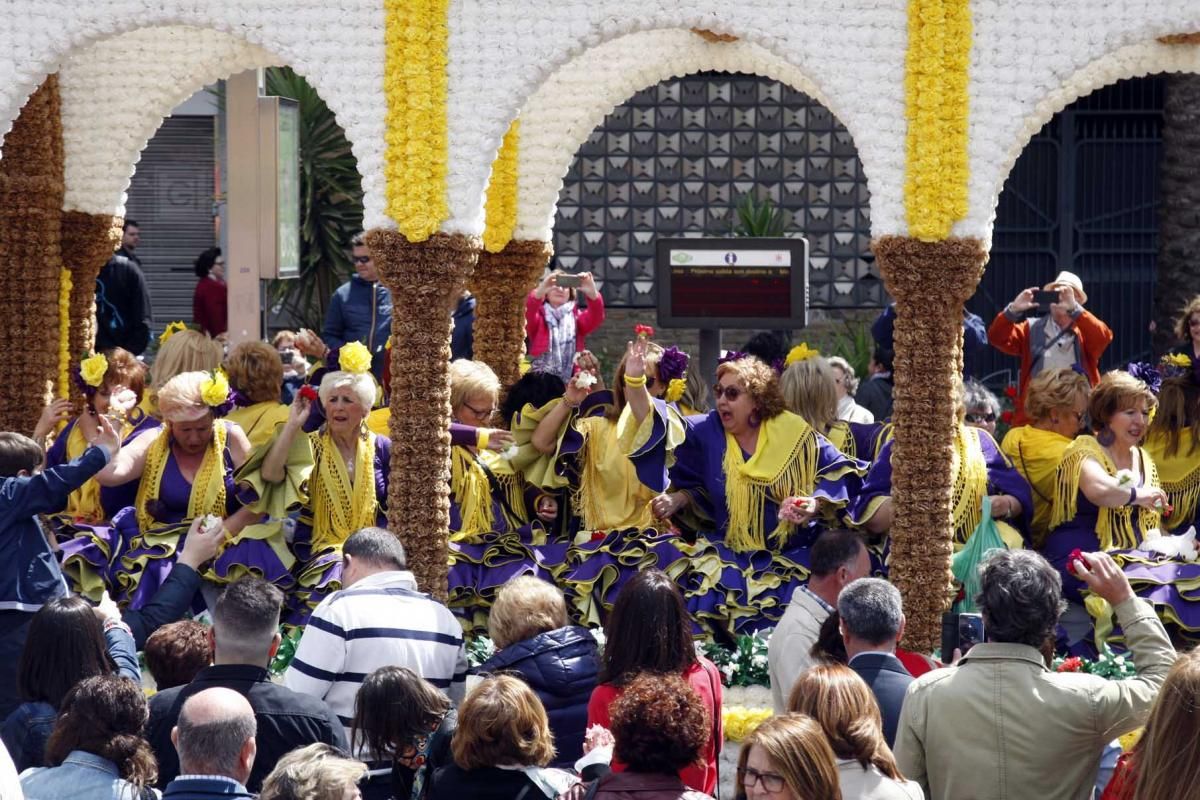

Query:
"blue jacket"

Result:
[[0, 445, 109, 613], [848, 652, 913, 749], [163, 776, 253, 799], [476, 625, 599, 768], [21, 749, 160, 800], [321, 276, 392, 379]]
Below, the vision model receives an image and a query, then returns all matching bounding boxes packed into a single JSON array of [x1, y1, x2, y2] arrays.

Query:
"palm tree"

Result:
[[1154, 73, 1200, 354]]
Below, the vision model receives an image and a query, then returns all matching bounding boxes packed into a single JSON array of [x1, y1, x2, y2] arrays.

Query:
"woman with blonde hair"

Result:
[[259, 742, 367, 800], [787, 664, 923, 799], [475, 576, 598, 768], [780, 348, 860, 458], [252, 343, 391, 622], [735, 714, 840, 800], [143, 326, 224, 419], [1144, 372, 1200, 533], [1001, 367, 1091, 546], [427, 675, 578, 800]]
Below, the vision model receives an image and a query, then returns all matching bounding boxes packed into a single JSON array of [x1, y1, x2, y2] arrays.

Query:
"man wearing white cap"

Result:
[[988, 270, 1113, 424]]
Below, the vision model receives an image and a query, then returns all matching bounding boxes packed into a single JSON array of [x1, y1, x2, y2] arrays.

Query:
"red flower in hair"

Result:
[[299, 385, 319, 402], [633, 324, 655, 339]]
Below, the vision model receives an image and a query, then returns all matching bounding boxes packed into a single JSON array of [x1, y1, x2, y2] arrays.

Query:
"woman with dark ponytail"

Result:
[[20, 674, 159, 799]]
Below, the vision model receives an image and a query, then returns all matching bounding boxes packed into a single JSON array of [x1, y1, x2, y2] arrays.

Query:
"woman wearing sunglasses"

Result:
[[646, 354, 867, 632]]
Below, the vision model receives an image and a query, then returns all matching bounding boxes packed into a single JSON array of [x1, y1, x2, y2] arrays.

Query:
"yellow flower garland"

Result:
[[384, 0, 450, 241], [482, 119, 521, 253], [722, 706, 773, 743], [57, 269, 72, 398], [904, 0, 972, 241]]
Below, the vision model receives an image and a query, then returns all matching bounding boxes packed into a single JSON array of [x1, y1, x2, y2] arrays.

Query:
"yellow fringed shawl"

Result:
[[825, 421, 855, 459], [949, 425, 990, 547], [136, 423, 228, 533], [63, 422, 104, 522], [1144, 427, 1200, 532], [723, 411, 819, 552], [226, 402, 290, 450], [450, 446, 527, 538], [309, 430, 378, 552], [1050, 435, 1161, 550], [1001, 425, 1073, 546]]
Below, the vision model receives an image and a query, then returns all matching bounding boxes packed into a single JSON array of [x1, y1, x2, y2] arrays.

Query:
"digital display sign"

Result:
[[655, 237, 809, 328]]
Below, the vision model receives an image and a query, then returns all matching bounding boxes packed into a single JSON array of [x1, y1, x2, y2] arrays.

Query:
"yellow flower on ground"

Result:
[[666, 378, 686, 403], [80, 353, 109, 387], [339, 341, 373, 375], [200, 370, 231, 407], [785, 343, 820, 367], [159, 321, 188, 346]]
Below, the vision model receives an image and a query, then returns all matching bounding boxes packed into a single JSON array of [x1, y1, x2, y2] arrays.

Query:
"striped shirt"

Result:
[[284, 570, 468, 744]]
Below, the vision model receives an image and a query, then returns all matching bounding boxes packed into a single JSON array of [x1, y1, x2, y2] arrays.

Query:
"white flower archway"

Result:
[[509, 28, 882, 243]]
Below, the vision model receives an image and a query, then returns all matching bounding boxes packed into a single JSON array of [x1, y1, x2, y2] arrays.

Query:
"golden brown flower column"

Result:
[[60, 211, 121, 405], [0, 76, 66, 434], [367, 229, 480, 601], [872, 235, 988, 651], [469, 239, 551, 387]]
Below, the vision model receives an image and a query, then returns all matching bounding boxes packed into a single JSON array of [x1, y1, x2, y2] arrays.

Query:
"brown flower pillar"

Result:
[[60, 210, 121, 403], [367, 230, 480, 601], [469, 239, 551, 387], [872, 235, 988, 651], [0, 76, 65, 434]]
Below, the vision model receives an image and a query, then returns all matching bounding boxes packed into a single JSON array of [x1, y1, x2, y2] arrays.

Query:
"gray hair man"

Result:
[[147, 577, 347, 792], [895, 549, 1175, 800], [285, 527, 468, 747], [164, 687, 257, 799], [837, 577, 911, 747]]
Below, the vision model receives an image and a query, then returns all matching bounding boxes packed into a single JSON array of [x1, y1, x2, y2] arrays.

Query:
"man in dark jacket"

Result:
[[321, 232, 392, 381], [162, 688, 257, 800], [856, 346, 894, 422], [95, 219, 153, 355], [147, 577, 347, 792], [838, 577, 912, 748]]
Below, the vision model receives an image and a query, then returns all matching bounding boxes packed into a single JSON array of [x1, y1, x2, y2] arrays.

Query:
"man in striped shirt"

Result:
[[284, 527, 468, 743]]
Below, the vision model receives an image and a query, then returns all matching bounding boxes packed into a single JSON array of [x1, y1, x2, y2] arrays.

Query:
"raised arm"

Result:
[[623, 338, 652, 425], [531, 374, 590, 454], [262, 394, 312, 483], [75, 413, 149, 487]]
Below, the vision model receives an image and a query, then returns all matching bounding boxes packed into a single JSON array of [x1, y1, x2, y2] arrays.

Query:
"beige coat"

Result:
[[767, 586, 832, 711], [894, 597, 1174, 800], [837, 760, 924, 800]]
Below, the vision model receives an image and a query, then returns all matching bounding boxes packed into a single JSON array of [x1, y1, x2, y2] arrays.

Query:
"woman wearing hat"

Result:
[[988, 270, 1113, 424]]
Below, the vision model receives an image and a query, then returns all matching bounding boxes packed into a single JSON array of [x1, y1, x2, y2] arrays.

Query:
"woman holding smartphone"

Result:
[[525, 267, 606, 382]]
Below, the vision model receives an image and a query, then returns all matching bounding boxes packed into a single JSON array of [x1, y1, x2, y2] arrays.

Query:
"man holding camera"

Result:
[[894, 549, 1174, 800], [987, 270, 1112, 424]]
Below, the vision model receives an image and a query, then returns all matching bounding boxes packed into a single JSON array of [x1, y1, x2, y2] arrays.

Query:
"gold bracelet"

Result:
[[623, 374, 647, 387]]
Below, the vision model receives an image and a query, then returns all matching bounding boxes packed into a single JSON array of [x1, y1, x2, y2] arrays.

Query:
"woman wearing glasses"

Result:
[[849, 376, 1032, 552], [1000, 368, 1091, 546], [736, 715, 840, 800], [653, 355, 867, 632]]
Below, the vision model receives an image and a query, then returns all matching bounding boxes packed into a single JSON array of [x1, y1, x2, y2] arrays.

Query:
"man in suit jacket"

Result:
[[839, 578, 912, 747]]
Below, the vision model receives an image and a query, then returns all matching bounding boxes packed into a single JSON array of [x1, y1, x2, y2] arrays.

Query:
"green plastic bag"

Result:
[[951, 496, 1008, 613]]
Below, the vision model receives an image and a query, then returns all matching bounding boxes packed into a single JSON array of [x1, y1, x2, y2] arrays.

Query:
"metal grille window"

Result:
[[552, 72, 878, 309]]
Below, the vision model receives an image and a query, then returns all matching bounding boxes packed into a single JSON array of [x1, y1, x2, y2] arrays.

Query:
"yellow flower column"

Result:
[[472, 120, 552, 387], [0, 75, 66, 434], [875, 0, 982, 651], [374, 0, 478, 600]]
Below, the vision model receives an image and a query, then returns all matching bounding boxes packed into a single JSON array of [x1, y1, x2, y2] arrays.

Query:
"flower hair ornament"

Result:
[[785, 343, 820, 367], [1125, 353, 1194, 396], [158, 320, 188, 347], [658, 346, 690, 403], [73, 352, 109, 398], [633, 323, 655, 341], [332, 341, 373, 375], [199, 369, 235, 417], [717, 350, 748, 366]]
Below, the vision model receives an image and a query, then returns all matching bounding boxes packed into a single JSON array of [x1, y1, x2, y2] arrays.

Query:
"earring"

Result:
[[748, 412, 761, 428], [360, 421, 369, 441], [1097, 426, 1115, 447]]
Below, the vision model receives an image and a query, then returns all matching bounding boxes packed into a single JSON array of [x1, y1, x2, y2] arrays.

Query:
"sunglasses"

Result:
[[352, 255, 372, 265], [965, 412, 996, 423], [714, 385, 744, 402]]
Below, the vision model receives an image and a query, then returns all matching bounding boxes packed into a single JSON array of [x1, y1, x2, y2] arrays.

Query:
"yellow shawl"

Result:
[[450, 446, 527, 539], [226, 402, 290, 450], [825, 421, 856, 459], [1144, 427, 1200, 532], [309, 430, 378, 552], [136, 423, 228, 533], [1050, 435, 1161, 550], [949, 425, 990, 547], [1001, 424, 1072, 547], [723, 411, 821, 551]]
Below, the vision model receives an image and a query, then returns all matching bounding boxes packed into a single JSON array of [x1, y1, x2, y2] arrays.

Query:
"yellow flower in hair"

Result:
[[1165, 353, 1192, 369], [159, 321, 188, 346], [80, 353, 109, 388], [200, 370, 231, 407], [339, 341, 373, 375], [666, 378, 686, 403], [785, 343, 820, 367]]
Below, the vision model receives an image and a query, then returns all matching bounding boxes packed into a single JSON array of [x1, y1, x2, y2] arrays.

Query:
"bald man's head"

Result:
[[172, 687, 257, 784]]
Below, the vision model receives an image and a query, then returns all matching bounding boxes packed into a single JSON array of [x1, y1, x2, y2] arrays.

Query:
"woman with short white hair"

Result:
[[828, 356, 874, 424], [255, 342, 391, 623]]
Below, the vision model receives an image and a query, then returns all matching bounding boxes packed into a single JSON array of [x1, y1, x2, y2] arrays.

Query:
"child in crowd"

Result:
[[0, 417, 121, 717]]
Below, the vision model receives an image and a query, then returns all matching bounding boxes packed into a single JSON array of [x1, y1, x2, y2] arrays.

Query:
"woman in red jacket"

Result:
[[526, 269, 605, 382], [192, 247, 227, 338]]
